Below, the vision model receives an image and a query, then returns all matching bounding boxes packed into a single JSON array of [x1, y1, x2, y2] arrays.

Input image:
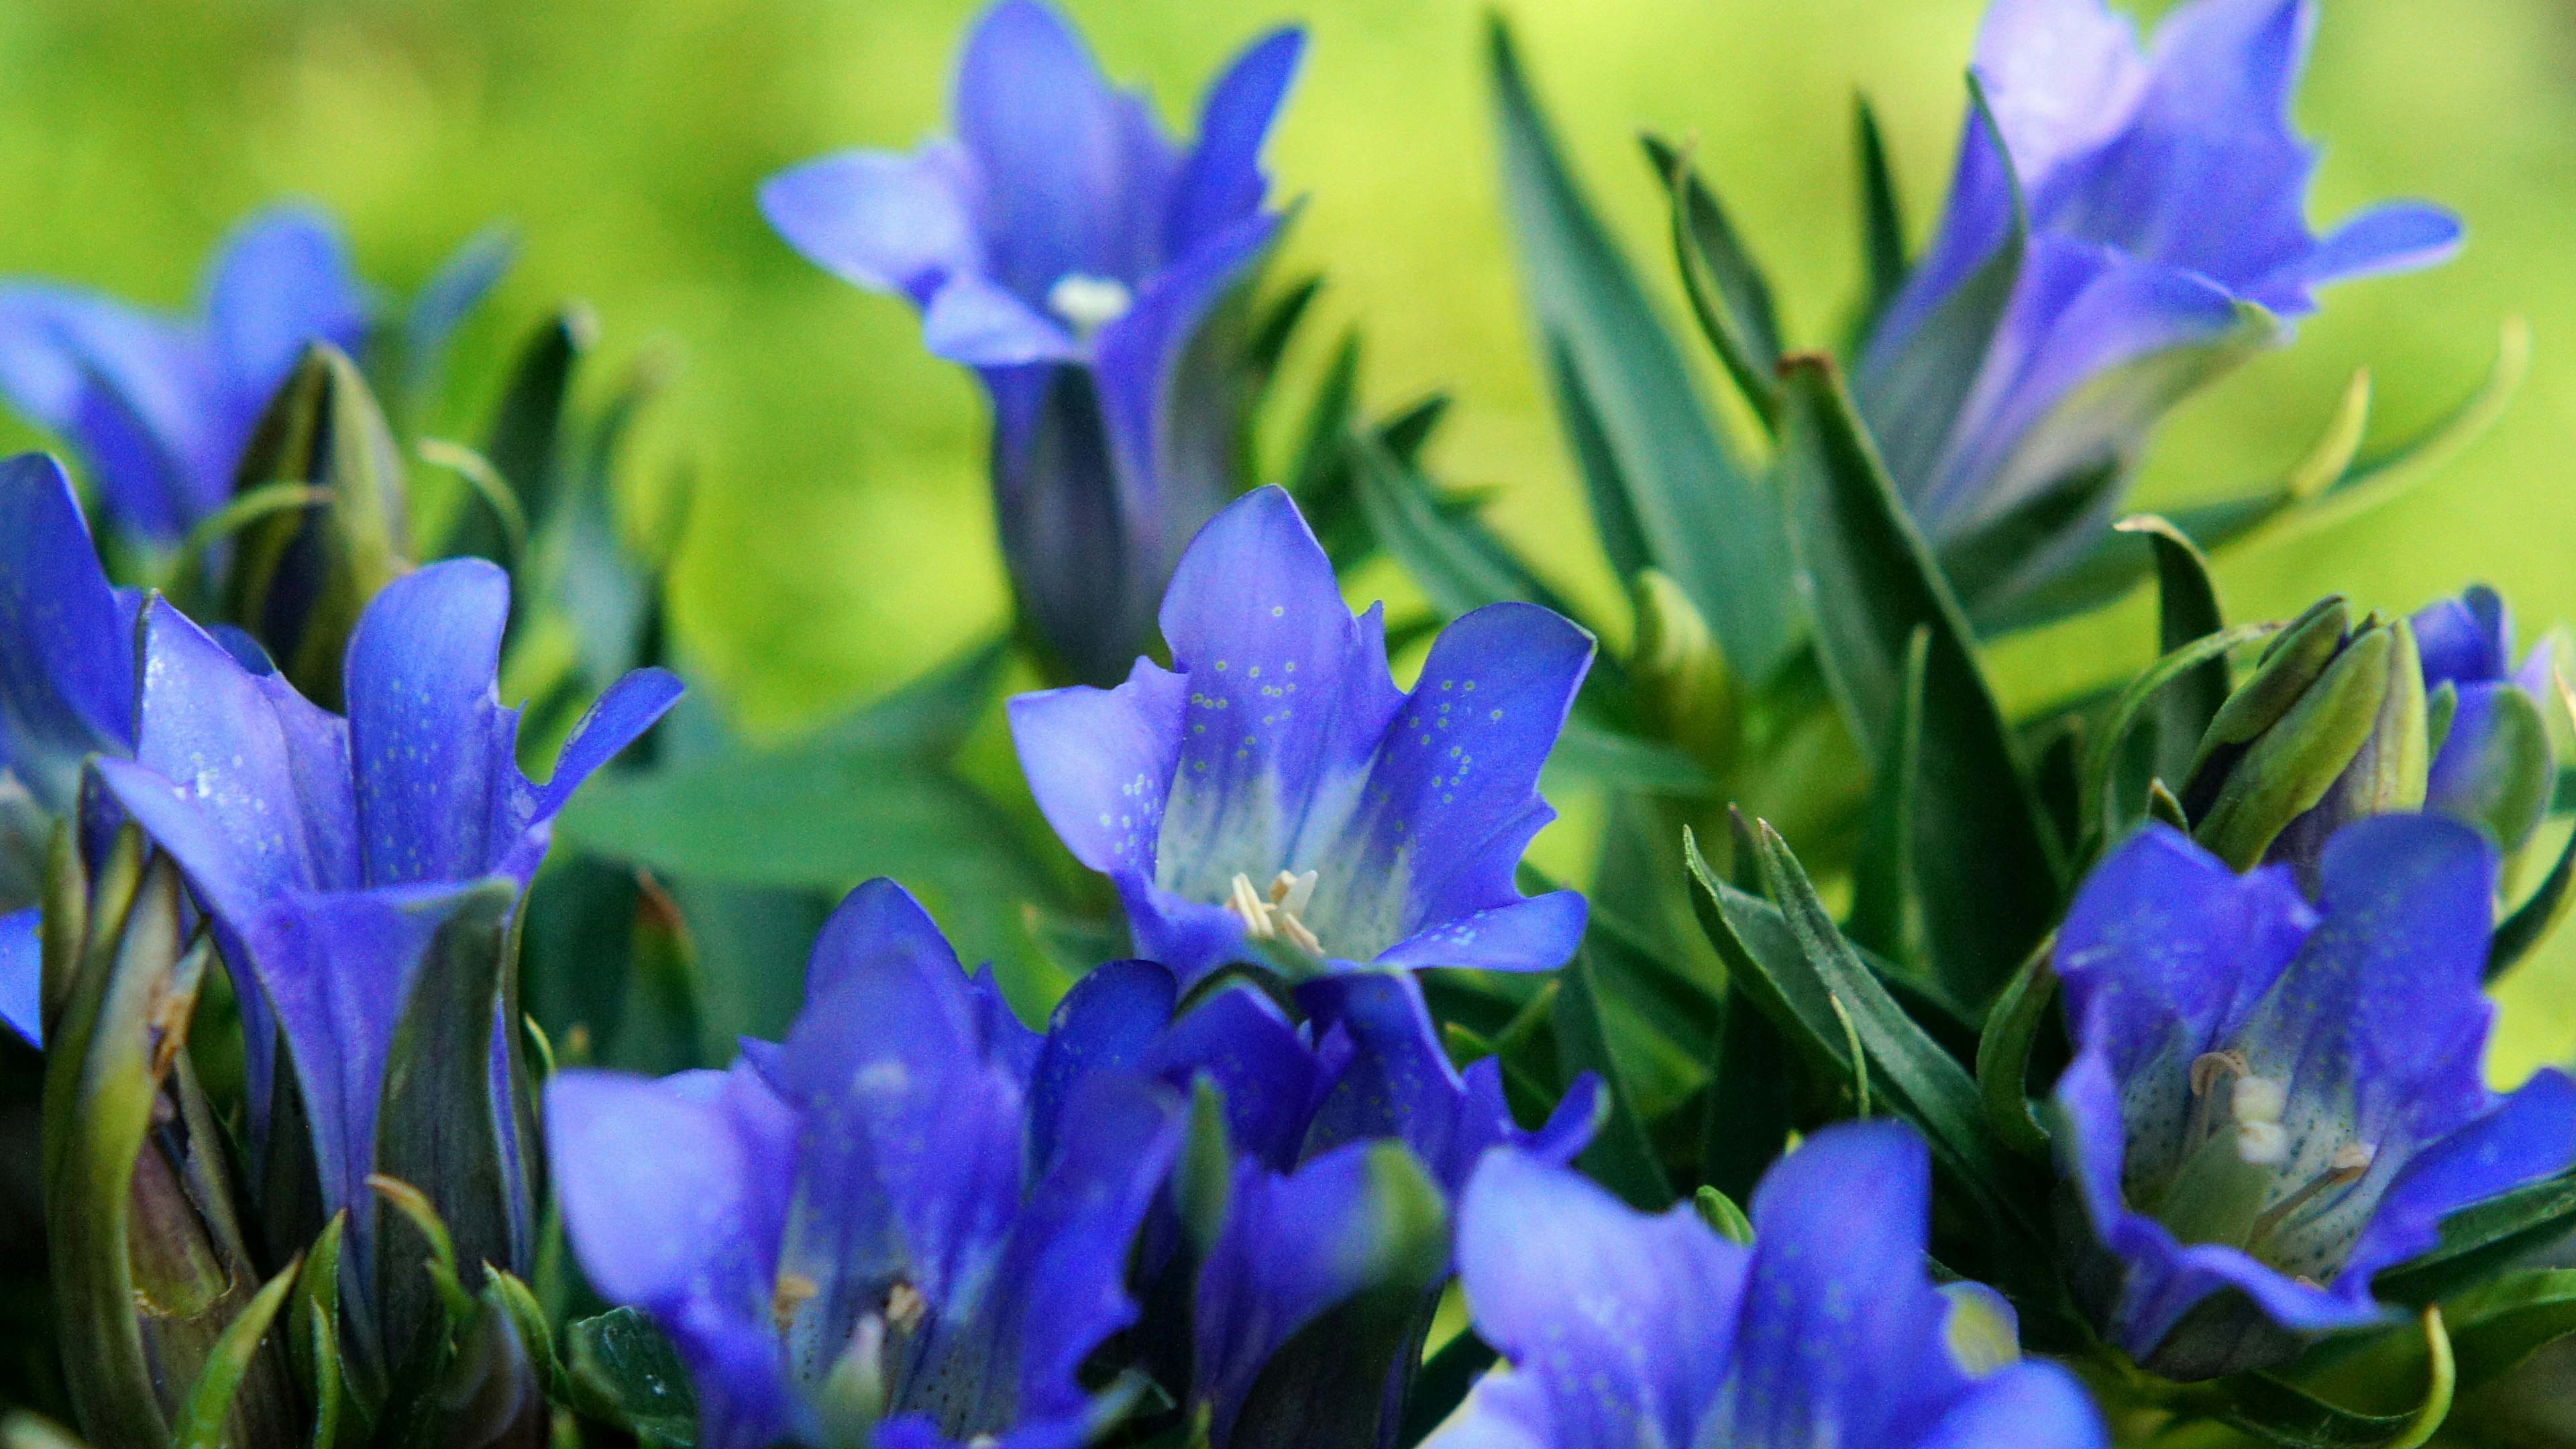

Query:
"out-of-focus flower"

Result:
[[0, 207, 504, 547], [1010, 486, 1592, 985], [1428, 1122, 2106, 1449], [89, 560, 677, 1277], [549, 879, 1186, 1449], [2051, 818, 2576, 1379], [762, 0, 1304, 686], [2412, 585, 2557, 851], [1860, 0, 2459, 571]]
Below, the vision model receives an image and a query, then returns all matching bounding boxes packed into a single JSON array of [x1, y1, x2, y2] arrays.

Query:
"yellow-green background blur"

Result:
[[0, 0, 2569, 1065]]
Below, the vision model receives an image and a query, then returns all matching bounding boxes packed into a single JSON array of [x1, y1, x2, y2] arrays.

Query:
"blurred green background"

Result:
[[0, 0, 2570, 1066]]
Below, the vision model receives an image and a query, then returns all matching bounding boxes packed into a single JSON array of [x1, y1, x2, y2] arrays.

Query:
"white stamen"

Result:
[[2231, 1075, 2288, 1126], [2235, 1120, 2290, 1165], [1226, 873, 1278, 941], [773, 1271, 818, 1336], [2190, 1050, 2250, 1098], [2330, 1141, 2377, 1181], [1222, 869, 1325, 957], [1047, 274, 1132, 333], [1271, 869, 1318, 918], [885, 1281, 927, 1334]]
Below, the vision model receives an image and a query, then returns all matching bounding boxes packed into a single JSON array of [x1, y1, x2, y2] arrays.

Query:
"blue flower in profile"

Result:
[[2051, 817, 2576, 1379], [1010, 486, 1593, 986], [2412, 585, 2557, 849], [549, 879, 1187, 1449], [89, 559, 678, 1281], [1860, 0, 2460, 568], [1429, 1121, 2105, 1449], [0, 453, 140, 1046], [0, 205, 507, 545], [762, 1, 1304, 686]]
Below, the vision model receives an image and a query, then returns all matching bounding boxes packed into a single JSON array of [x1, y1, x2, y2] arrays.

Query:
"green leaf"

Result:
[[1644, 133, 1782, 425], [2078, 622, 2280, 851], [1851, 74, 2021, 506], [1541, 712, 1714, 800], [568, 1309, 697, 1446], [2493, 816, 2576, 981], [1935, 460, 2123, 612], [2442, 1269, 2576, 1396], [2374, 1174, 2576, 1309], [1699, 983, 1792, 1203], [449, 309, 592, 563], [1851, 95, 1909, 346], [1972, 938, 2057, 1158], [1396, 1330, 1495, 1449], [1848, 625, 1929, 968], [1347, 435, 1573, 621], [1693, 1185, 1755, 1244], [221, 343, 413, 709], [2131, 515, 2233, 787], [1552, 944, 1670, 1209], [1488, 18, 1794, 684], [1776, 356, 2061, 1007], [170, 1256, 301, 1449], [2211, 1309, 2452, 1449]]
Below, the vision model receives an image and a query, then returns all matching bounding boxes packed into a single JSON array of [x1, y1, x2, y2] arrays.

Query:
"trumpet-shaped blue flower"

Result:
[[549, 880, 1187, 1449], [2413, 586, 2557, 848], [1430, 1122, 2105, 1449], [762, 1, 1303, 686], [1861, 0, 2459, 560], [0, 206, 506, 545], [2052, 817, 2576, 1379], [1010, 486, 1593, 985], [89, 559, 678, 1265]]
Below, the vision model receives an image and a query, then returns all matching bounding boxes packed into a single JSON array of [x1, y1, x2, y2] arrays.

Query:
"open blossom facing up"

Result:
[[2051, 817, 2576, 1378], [550, 879, 1186, 1449], [89, 559, 678, 1269], [763, 0, 1304, 686], [1009, 486, 1593, 985], [1430, 1122, 2106, 1449], [1860, 0, 2460, 567]]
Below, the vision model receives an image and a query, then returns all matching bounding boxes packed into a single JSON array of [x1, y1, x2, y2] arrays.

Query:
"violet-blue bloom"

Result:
[[0, 206, 507, 545], [1860, 0, 2460, 559], [762, 1, 1303, 686], [2412, 585, 2557, 848], [2051, 817, 2576, 1379], [1430, 1121, 2106, 1449], [549, 879, 1185, 1449], [1010, 486, 1593, 986], [88, 559, 679, 1267]]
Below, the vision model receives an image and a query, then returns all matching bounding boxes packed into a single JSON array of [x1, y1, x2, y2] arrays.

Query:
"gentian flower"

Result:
[[761, 1, 1304, 686], [1860, 0, 2460, 570], [548, 879, 1186, 1449], [0, 453, 140, 1046], [2412, 585, 2557, 851], [0, 205, 505, 545], [2051, 817, 2576, 1379], [89, 559, 678, 1281], [1010, 486, 1593, 986], [1429, 1121, 2106, 1449]]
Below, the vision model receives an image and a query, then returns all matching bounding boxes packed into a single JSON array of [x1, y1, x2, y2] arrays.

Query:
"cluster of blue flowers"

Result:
[[3, 1, 2573, 1447]]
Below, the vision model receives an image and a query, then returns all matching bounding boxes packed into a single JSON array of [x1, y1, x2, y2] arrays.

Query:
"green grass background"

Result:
[[0, 0, 2571, 1070]]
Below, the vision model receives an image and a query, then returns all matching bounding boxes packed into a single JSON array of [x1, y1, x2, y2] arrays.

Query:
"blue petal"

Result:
[[1163, 28, 1304, 258], [1116, 875, 1250, 987], [1912, 1362, 2107, 1449], [922, 274, 1083, 367], [0, 454, 137, 812], [343, 559, 522, 888], [0, 907, 37, 1049], [1152, 486, 1405, 914], [2268, 203, 2462, 298], [2347, 1067, 2576, 1289], [2411, 589, 2510, 688], [1307, 602, 1593, 967], [1143, 981, 1322, 1169], [951, 0, 1173, 302], [0, 288, 228, 539], [1709, 1122, 1972, 1448], [1028, 957, 1177, 1170], [206, 205, 371, 401], [1371, 892, 1591, 975], [528, 667, 683, 824], [401, 225, 517, 399], [1010, 658, 1188, 878], [1447, 1147, 1744, 1449], [761, 145, 984, 305], [547, 1063, 802, 1449]]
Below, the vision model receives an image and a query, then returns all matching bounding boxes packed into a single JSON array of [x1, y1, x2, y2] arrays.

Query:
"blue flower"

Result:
[[1430, 1121, 2105, 1449], [1032, 957, 1600, 1446], [1860, 0, 2459, 559], [0, 453, 142, 1046], [762, 1, 1304, 686], [2051, 817, 2576, 1378], [89, 559, 678, 1277], [1010, 486, 1593, 986], [2412, 586, 2557, 849], [0, 205, 506, 545], [548, 879, 1187, 1449]]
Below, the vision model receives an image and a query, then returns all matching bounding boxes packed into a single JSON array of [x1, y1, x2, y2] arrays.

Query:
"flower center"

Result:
[[1046, 273, 1132, 335], [1224, 869, 1323, 958], [2151, 1051, 2376, 1271]]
